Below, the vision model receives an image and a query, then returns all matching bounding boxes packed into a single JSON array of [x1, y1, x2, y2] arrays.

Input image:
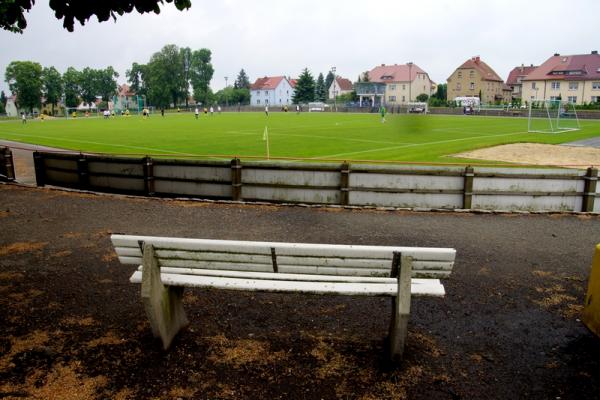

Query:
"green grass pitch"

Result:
[[1, 112, 599, 164]]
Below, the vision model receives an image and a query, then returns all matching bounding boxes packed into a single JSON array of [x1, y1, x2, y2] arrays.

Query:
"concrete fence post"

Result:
[[33, 151, 46, 187], [340, 162, 350, 206], [77, 154, 89, 189], [143, 156, 155, 196], [463, 166, 474, 209], [231, 158, 242, 201], [2, 147, 15, 181], [582, 167, 598, 212]]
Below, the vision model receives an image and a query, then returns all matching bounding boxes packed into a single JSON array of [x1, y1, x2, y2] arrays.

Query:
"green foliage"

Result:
[[0, 101, 4, 114], [325, 71, 335, 92], [234, 69, 251, 90], [292, 68, 315, 104], [361, 71, 370, 82], [0, 91, 7, 108], [79, 67, 99, 105], [5, 60, 43, 112], [190, 48, 214, 104], [335, 91, 358, 103], [214, 87, 250, 106], [1, 0, 191, 33], [433, 83, 446, 101], [144, 44, 185, 107], [314, 73, 326, 102], [416, 93, 429, 102], [126, 62, 147, 97], [42, 66, 63, 114], [63, 67, 81, 108], [179, 47, 193, 106]]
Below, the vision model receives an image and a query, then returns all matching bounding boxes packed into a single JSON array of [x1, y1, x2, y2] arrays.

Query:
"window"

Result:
[[470, 82, 475, 90], [531, 82, 537, 89], [551, 82, 560, 90], [402, 96, 405, 102], [568, 96, 577, 103], [402, 84, 406, 90], [265, 91, 269, 96], [469, 71, 475, 78], [257, 99, 260, 104], [388, 95, 396, 102], [593, 82, 600, 90], [389, 85, 396, 90], [569, 82, 579, 90], [457, 83, 462, 90], [458, 71, 462, 78], [592, 96, 600, 103], [550, 96, 560, 101]]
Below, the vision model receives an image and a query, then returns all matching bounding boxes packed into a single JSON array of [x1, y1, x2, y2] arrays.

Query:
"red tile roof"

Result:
[[335, 77, 353, 91], [118, 84, 135, 97], [455, 56, 503, 82], [506, 65, 537, 85], [251, 76, 286, 90], [368, 63, 427, 83], [289, 79, 297, 88], [522, 52, 600, 81]]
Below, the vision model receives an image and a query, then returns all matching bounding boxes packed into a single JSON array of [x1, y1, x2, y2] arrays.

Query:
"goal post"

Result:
[[528, 99, 580, 133]]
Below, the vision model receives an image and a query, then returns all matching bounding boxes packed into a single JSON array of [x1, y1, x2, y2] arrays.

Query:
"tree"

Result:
[[79, 67, 99, 105], [314, 73, 326, 102], [292, 68, 315, 104], [42, 66, 63, 115], [180, 47, 192, 107], [0, 91, 7, 108], [234, 69, 251, 90], [5, 61, 43, 113], [190, 48, 214, 104], [416, 93, 429, 102], [97, 67, 119, 102], [1, 0, 191, 33], [433, 83, 446, 100], [126, 62, 147, 97], [144, 44, 184, 107], [325, 71, 335, 93], [361, 71, 370, 82], [63, 67, 81, 108], [215, 87, 250, 106]]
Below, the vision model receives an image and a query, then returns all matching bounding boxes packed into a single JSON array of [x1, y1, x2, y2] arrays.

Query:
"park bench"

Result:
[[111, 234, 456, 361]]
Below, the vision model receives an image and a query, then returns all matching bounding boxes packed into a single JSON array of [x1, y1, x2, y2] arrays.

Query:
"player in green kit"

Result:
[[380, 105, 386, 123]]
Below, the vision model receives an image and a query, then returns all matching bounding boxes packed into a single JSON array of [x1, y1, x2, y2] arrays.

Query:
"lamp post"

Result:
[[408, 62, 412, 103], [224, 76, 229, 108], [331, 66, 337, 112]]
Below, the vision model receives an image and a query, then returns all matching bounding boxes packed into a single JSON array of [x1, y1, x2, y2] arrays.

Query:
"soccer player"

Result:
[[296, 104, 300, 114], [265, 105, 269, 116], [204, 107, 208, 115], [380, 105, 386, 123], [210, 106, 214, 115], [195, 107, 199, 119], [21, 112, 26, 124], [217, 105, 222, 114]]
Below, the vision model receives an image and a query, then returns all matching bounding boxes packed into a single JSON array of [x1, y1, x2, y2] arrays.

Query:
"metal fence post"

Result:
[[33, 151, 46, 187], [463, 166, 474, 209], [231, 158, 242, 201], [77, 154, 89, 189], [582, 167, 598, 212], [143, 156, 155, 196], [2, 147, 15, 181], [340, 162, 350, 206]]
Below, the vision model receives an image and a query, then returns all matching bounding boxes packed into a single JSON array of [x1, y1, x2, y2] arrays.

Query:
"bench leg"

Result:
[[388, 255, 412, 362], [141, 244, 189, 349]]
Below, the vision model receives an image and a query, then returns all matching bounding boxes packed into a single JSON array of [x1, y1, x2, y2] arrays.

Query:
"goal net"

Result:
[[406, 102, 428, 114], [528, 100, 580, 133]]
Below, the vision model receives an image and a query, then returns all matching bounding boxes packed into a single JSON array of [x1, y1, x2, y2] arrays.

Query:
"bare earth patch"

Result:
[[453, 143, 600, 168], [0, 241, 48, 256]]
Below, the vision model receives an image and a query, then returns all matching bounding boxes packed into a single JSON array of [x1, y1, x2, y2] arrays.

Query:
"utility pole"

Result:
[[331, 66, 337, 112], [224, 76, 229, 107]]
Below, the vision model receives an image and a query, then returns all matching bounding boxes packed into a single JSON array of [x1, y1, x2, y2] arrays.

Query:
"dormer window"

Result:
[[381, 75, 393, 80]]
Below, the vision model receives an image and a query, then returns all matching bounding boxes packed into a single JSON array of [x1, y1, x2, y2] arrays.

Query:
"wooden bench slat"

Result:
[[129, 271, 446, 297], [111, 235, 456, 261]]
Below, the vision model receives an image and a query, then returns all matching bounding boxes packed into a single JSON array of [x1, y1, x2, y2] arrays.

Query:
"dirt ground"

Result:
[[1, 184, 600, 399], [453, 143, 600, 168]]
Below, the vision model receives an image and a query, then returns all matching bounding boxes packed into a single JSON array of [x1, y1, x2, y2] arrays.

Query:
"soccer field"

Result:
[[1, 112, 600, 164]]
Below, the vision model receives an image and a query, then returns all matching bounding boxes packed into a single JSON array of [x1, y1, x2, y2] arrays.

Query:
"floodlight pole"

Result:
[[331, 66, 337, 112]]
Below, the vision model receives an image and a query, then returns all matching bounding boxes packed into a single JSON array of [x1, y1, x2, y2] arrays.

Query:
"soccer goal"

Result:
[[64, 107, 100, 119], [407, 102, 428, 114], [528, 100, 580, 133]]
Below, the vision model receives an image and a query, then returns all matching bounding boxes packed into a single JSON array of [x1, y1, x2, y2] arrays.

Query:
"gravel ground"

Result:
[[1, 183, 599, 399]]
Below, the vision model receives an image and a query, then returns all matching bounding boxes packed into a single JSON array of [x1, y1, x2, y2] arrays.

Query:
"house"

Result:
[[521, 51, 600, 105], [355, 63, 435, 107], [112, 84, 141, 112], [447, 56, 510, 103], [5, 96, 18, 116], [328, 77, 353, 99], [506, 64, 538, 100], [250, 76, 295, 106]]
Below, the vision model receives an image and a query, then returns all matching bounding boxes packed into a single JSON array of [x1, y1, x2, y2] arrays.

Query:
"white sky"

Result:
[[1, 0, 599, 94]]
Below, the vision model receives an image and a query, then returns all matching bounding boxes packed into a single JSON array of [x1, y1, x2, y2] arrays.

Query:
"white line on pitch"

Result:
[[313, 130, 529, 159]]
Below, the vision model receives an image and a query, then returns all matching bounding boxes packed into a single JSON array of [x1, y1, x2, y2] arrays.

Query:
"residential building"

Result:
[[250, 76, 295, 106], [521, 51, 600, 105], [447, 56, 510, 103], [506, 64, 537, 100], [5, 96, 18, 116], [355, 63, 434, 106], [328, 77, 353, 99], [112, 84, 140, 112]]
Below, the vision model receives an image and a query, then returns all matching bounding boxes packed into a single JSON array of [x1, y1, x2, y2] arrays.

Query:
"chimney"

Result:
[[554, 53, 560, 56], [592, 50, 598, 55], [381, 63, 385, 67]]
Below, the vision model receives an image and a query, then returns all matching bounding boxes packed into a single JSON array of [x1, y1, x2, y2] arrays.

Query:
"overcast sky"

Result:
[[1, 0, 599, 94]]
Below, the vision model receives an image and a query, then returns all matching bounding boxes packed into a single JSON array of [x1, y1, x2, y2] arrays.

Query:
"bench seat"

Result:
[[111, 234, 456, 362]]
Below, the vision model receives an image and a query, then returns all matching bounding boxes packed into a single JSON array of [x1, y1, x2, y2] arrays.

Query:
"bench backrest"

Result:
[[111, 235, 455, 279]]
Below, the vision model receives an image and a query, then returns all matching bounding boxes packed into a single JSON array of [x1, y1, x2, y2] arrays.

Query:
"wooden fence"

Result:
[[31, 151, 599, 212], [0, 147, 15, 181]]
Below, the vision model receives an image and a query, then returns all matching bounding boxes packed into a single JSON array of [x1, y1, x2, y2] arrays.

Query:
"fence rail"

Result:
[[31, 151, 599, 212]]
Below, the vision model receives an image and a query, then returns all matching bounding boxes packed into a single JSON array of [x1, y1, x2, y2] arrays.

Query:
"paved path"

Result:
[[563, 137, 600, 148]]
